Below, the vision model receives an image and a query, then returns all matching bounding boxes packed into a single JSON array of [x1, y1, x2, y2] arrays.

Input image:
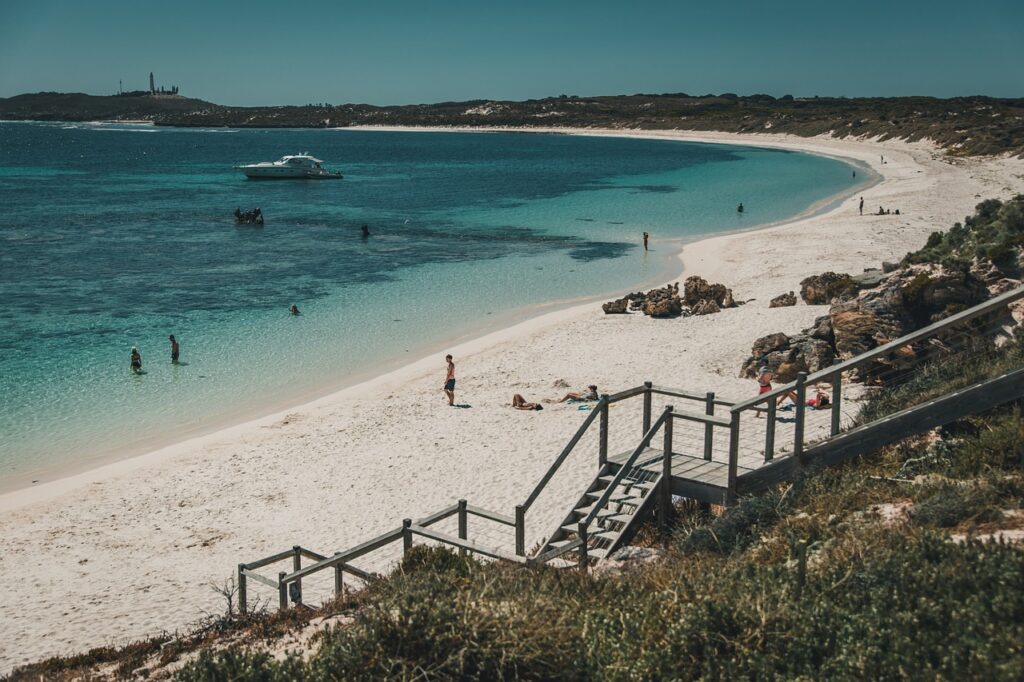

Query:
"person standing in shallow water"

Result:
[[443, 354, 456, 406], [642, 231, 649, 251], [361, 224, 370, 239], [169, 335, 180, 364], [290, 304, 300, 315], [130, 346, 142, 374]]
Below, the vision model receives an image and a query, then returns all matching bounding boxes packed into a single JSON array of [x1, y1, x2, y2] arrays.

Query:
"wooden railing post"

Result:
[[642, 381, 653, 435], [278, 572, 288, 610], [727, 410, 740, 504], [334, 564, 344, 597], [577, 521, 589, 571], [659, 407, 674, 531], [765, 400, 776, 461], [515, 504, 526, 557], [458, 500, 468, 556], [291, 546, 302, 605], [704, 392, 715, 461], [599, 395, 610, 466], [794, 372, 808, 459], [402, 518, 413, 556], [830, 364, 842, 437], [237, 563, 247, 614]]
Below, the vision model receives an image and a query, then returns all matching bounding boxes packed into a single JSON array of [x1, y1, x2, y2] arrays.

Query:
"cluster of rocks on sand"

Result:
[[741, 254, 1023, 382], [602, 276, 739, 317]]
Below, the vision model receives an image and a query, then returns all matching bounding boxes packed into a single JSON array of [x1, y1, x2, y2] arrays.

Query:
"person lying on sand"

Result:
[[512, 394, 543, 411], [556, 385, 599, 403], [778, 385, 832, 410]]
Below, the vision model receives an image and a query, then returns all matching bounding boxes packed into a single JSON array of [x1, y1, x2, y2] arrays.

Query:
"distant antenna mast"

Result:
[[149, 72, 155, 95], [119, 79, 122, 95]]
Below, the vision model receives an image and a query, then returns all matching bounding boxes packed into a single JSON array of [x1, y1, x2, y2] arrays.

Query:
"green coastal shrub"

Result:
[[904, 195, 1024, 268]]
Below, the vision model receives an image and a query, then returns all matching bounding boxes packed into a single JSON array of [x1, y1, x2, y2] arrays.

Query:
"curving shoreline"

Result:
[[1, 129, 1021, 673]]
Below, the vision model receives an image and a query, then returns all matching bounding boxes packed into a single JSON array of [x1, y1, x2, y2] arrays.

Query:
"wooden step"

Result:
[[599, 476, 655, 491]]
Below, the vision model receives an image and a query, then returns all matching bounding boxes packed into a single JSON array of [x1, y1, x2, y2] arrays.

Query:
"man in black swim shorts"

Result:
[[443, 354, 456, 406]]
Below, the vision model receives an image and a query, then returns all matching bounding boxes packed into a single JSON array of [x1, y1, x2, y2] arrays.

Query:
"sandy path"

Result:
[[1, 130, 1021, 673]]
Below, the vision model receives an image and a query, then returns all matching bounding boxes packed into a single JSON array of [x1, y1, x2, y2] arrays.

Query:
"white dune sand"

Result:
[[0, 130, 1022, 673]]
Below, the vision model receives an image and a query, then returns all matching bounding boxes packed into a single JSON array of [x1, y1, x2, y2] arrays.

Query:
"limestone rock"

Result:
[[683, 275, 737, 309], [799, 272, 856, 305], [602, 297, 629, 314], [691, 299, 721, 316], [769, 291, 797, 308]]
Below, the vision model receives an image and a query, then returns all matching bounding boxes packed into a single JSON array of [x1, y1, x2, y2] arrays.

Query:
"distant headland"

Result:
[[1, 89, 1022, 156]]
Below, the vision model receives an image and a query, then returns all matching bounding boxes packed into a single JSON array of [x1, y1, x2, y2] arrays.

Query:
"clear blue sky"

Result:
[[1, 0, 1021, 105]]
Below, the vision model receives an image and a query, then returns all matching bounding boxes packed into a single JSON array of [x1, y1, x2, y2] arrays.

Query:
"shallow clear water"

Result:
[[0, 123, 865, 482]]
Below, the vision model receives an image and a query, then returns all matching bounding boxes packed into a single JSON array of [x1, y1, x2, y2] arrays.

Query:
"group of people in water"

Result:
[[129, 309, 300, 374], [129, 335, 179, 374]]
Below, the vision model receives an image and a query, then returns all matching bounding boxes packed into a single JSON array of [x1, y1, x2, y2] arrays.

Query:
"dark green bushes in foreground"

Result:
[[174, 531, 1023, 681]]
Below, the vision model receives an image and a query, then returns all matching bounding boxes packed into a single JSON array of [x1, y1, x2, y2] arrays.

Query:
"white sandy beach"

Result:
[[1, 130, 1022, 672]]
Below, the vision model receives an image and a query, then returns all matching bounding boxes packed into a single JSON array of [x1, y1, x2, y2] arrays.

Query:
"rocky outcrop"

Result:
[[642, 283, 684, 318], [742, 262, 993, 381], [691, 299, 721, 316], [602, 298, 629, 314], [799, 272, 856, 305], [684, 276, 736, 309], [602, 278, 740, 318], [769, 291, 797, 308], [740, 332, 836, 381]]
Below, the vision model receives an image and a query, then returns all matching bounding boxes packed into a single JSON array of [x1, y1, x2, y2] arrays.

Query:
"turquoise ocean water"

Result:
[[0, 123, 867, 485]]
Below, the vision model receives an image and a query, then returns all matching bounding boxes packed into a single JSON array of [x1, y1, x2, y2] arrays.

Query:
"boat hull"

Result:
[[240, 167, 342, 180]]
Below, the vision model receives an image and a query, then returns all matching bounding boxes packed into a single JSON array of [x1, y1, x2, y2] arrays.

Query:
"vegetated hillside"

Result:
[[2, 91, 1023, 156], [0, 92, 218, 122], [8, 202, 1024, 681]]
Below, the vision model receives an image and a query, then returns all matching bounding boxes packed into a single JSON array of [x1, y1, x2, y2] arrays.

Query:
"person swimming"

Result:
[[737, 202, 744, 213], [290, 304, 300, 315]]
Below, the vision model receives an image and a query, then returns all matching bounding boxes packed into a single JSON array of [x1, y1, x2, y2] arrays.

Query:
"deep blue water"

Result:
[[0, 122, 865, 483]]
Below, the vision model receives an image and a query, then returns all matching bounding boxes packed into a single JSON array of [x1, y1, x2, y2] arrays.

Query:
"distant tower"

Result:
[[149, 72, 155, 95]]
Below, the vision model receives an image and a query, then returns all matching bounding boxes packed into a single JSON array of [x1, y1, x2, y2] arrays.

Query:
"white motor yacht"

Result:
[[235, 153, 342, 179]]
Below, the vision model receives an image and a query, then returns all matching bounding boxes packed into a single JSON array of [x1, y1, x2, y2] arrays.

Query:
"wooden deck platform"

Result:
[[608, 447, 757, 505]]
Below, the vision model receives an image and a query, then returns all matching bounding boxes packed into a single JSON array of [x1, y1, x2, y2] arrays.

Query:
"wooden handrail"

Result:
[[465, 505, 516, 526], [651, 385, 735, 407], [520, 396, 607, 512], [670, 408, 732, 428], [581, 407, 671, 529], [244, 548, 299, 570], [410, 524, 527, 563], [240, 568, 279, 589], [607, 385, 647, 403], [731, 285, 1024, 412], [531, 538, 584, 564]]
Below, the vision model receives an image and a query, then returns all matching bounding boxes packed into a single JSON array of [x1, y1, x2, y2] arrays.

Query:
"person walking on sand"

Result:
[[859, 196, 864, 215], [642, 231, 649, 251], [443, 354, 456, 406], [754, 358, 772, 417], [130, 346, 143, 374], [169, 334, 180, 364]]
